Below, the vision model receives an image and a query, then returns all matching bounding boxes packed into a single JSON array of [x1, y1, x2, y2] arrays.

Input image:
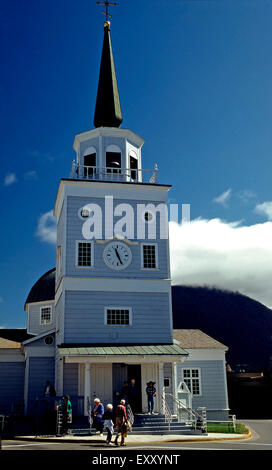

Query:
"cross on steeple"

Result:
[[96, 1, 118, 23]]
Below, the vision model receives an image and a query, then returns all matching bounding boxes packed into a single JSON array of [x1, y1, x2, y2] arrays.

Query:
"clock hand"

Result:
[[114, 248, 123, 264]]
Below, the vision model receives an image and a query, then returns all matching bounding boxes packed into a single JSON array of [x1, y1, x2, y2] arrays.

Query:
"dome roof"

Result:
[[25, 268, 56, 306]]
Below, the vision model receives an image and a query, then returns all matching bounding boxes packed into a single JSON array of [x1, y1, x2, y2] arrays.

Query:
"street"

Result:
[[1, 420, 272, 451]]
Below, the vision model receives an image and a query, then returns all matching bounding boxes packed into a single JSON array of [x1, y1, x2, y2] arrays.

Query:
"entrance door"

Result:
[[112, 363, 128, 407], [91, 364, 112, 406], [127, 365, 142, 413]]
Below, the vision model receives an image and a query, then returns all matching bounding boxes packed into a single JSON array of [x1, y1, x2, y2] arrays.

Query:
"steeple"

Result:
[[93, 21, 123, 128]]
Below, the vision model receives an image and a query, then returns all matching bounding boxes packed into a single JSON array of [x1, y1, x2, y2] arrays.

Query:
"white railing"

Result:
[[164, 392, 207, 432], [70, 162, 159, 184], [162, 388, 173, 431]]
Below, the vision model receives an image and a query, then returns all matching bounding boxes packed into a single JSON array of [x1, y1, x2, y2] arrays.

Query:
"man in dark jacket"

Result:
[[146, 381, 156, 414], [43, 380, 56, 397]]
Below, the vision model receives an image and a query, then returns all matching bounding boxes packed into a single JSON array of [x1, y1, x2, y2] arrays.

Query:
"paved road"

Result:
[[1, 420, 272, 451]]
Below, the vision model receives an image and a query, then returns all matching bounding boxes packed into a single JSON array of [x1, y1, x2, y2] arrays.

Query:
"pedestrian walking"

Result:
[[146, 381, 156, 414], [92, 398, 104, 436], [56, 395, 72, 435], [102, 404, 115, 445], [114, 399, 128, 447]]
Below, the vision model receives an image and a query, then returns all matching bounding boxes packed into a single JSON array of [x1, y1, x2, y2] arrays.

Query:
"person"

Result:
[[102, 404, 115, 446], [114, 399, 128, 447], [120, 381, 129, 408], [146, 381, 156, 414], [43, 380, 56, 397], [92, 398, 104, 436], [128, 379, 139, 413], [56, 395, 72, 435]]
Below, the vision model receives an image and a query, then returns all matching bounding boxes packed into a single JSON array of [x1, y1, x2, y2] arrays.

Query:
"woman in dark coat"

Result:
[[91, 398, 104, 436]]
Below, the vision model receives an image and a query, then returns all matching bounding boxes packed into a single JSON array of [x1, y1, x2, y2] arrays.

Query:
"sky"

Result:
[[1, 0, 272, 328]]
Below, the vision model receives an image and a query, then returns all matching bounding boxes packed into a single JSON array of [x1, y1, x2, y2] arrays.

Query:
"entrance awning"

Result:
[[58, 343, 188, 358]]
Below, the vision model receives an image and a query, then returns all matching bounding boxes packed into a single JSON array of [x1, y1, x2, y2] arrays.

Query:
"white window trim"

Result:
[[40, 306, 53, 326], [75, 240, 94, 268], [182, 368, 202, 397], [104, 306, 132, 327], [141, 243, 159, 270]]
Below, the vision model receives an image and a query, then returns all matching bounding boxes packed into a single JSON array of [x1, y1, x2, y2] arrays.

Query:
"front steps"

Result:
[[70, 413, 204, 436]]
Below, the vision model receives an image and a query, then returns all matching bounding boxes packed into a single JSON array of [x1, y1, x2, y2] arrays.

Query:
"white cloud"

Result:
[[254, 201, 272, 221], [36, 210, 57, 244], [237, 189, 256, 203], [24, 170, 38, 180], [213, 188, 232, 207], [169, 218, 272, 308], [4, 173, 17, 186]]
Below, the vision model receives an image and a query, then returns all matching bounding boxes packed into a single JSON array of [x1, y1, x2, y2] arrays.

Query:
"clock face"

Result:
[[103, 241, 132, 270]]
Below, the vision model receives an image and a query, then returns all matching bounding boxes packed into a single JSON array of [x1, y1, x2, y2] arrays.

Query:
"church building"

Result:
[[0, 14, 230, 426]]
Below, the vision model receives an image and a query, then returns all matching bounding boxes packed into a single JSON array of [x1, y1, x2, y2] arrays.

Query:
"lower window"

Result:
[[182, 368, 201, 396], [105, 308, 132, 326]]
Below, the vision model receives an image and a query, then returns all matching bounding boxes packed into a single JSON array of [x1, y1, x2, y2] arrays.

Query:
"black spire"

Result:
[[94, 21, 123, 128]]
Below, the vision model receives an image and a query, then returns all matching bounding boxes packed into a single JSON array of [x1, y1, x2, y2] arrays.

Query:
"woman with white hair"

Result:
[[102, 404, 115, 445], [91, 398, 104, 436]]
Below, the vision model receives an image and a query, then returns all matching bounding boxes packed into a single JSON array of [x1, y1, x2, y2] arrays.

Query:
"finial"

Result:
[[96, 1, 118, 23]]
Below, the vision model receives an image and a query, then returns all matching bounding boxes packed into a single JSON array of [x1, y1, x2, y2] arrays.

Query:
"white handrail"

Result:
[[162, 387, 173, 431], [164, 392, 207, 430]]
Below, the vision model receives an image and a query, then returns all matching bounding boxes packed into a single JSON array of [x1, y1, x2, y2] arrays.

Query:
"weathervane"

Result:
[[96, 1, 118, 23]]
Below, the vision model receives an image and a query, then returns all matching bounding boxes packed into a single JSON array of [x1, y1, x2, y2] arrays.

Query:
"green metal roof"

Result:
[[58, 344, 188, 357]]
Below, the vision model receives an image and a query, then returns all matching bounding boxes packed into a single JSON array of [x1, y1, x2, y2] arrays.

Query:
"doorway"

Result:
[[127, 364, 142, 413]]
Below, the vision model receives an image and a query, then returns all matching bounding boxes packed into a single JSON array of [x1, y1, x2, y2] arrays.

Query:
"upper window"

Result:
[[105, 308, 132, 326], [76, 241, 93, 267], [106, 152, 121, 174], [142, 243, 158, 269], [129, 151, 138, 180], [84, 153, 96, 178], [40, 306, 52, 326], [182, 369, 201, 396]]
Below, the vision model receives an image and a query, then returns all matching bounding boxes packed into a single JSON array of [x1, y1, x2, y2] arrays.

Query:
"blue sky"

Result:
[[1, 0, 272, 327]]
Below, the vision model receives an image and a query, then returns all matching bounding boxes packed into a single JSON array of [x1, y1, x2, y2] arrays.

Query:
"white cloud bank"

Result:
[[255, 201, 272, 221], [170, 218, 272, 308], [35, 208, 272, 308]]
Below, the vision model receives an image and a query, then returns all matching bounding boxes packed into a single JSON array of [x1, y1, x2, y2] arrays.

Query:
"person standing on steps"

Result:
[[146, 381, 156, 415], [128, 378, 139, 413]]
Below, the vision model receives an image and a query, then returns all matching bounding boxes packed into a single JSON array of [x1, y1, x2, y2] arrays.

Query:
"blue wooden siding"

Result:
[[177, 360, 229, 421], [27, 357, 55, 414], [64, 291, 172, 344], [66, 196, 169, 279], [27, 302, 55, 336], [0, 362, 25, 414]]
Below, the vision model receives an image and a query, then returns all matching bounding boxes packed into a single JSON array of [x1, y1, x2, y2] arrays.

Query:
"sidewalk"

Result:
[[12, 430, 251, 445]]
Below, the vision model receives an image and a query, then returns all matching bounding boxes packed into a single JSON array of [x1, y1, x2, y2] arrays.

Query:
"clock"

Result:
[[103, 241, 132, 270]]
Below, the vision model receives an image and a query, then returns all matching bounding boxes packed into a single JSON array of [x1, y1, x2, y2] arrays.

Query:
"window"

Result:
[[40, 307, 52, 325], [164, 378, 171, 388], [76, 241, 93, 267], [130, 154, 138, 180], [84, 152, 96, 178], [182, 369, 201, 396], [142, 244, 158, 269], [106, 152, 121, 174], [105, 308, 132, 326]]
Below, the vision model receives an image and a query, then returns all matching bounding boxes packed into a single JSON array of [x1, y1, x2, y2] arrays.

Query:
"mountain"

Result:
[[172, 285, 272, 371]]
